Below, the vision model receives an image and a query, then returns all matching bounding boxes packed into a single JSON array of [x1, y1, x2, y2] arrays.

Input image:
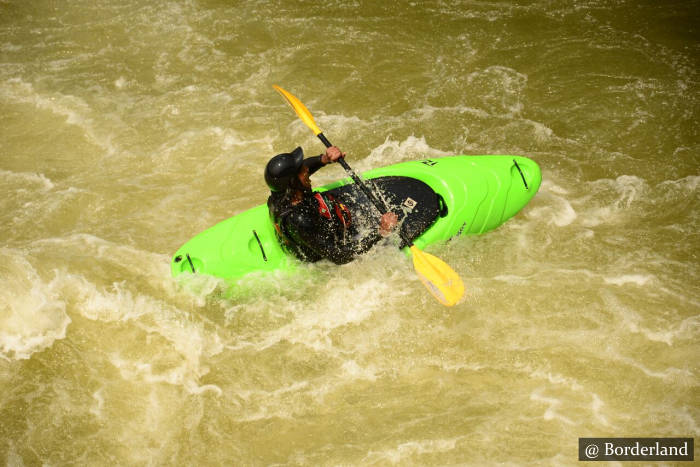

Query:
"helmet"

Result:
[[265, 146, 304, 192]]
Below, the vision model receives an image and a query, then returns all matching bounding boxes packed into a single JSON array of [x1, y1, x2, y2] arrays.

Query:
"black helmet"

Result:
[[265, 146, 304, 192]]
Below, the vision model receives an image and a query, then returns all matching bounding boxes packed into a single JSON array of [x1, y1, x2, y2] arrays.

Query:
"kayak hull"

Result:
[[171, 155, 541, 281]]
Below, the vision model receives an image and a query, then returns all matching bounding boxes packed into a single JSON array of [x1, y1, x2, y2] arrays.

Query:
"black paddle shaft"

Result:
[[317, 133, 412, 246]]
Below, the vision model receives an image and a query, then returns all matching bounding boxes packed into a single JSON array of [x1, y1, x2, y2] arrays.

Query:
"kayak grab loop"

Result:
[[173, 254, 197, 273], [252, 230, 267, 262], [186, 254, 196, 273], [437, 194, 448, 217], [513, 159, 529, 190]]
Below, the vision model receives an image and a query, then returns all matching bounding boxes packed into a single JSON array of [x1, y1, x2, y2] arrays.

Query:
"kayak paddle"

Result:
[[273, 85, 465, 306]]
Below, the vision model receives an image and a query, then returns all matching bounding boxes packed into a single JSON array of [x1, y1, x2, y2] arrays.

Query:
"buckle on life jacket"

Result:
[[314, 193, 332, 219], [334, 200, 351, 228], [314, 192, 351, 227]]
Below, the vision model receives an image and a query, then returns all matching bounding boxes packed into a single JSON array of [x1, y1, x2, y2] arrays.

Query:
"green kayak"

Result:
[[171, 155, 541, 281]]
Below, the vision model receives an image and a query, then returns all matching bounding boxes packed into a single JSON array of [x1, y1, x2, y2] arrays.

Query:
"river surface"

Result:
[[1, 0, 698, 465]]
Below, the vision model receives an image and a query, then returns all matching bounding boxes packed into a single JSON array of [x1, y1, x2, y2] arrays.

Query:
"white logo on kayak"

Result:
[[403, 197, 417, 210]]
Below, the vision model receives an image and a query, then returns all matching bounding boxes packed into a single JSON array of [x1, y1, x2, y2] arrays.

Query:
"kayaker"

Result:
[[265, 146, 399, 264]]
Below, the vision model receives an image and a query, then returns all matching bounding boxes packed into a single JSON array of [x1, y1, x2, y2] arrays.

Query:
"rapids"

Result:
[[1, 0, 697, 464]]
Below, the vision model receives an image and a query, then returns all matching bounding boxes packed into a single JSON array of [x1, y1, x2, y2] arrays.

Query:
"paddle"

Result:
[[273, 85, 465, 306]]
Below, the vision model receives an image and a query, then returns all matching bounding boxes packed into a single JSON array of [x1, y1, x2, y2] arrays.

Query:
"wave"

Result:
[[0, 249, 71, 360]]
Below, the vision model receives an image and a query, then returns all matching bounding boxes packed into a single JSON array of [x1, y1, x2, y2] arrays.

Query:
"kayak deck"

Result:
[[172, 155, 541, 281]]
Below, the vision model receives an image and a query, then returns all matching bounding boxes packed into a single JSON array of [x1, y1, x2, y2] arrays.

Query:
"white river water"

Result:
[[1, 0, 698, 464]]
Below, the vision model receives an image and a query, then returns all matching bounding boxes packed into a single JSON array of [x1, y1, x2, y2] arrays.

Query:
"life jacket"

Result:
[[269, 191, 352, 260], [312, 192, 351, 229]]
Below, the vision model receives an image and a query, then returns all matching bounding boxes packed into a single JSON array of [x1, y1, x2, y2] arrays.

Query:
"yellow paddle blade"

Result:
[[410, 245, 465, 306], [273, 85, 322, 136]]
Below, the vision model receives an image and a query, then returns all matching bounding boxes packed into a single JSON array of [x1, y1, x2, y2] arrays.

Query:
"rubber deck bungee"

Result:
[[171, 155, 541, 281]]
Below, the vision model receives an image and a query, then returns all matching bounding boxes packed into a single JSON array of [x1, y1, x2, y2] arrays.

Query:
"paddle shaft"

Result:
[[316, 132, 413, 247], [271, 84, 464, 305]]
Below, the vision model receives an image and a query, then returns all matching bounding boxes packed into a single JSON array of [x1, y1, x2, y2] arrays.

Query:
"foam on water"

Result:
[[363, 436, 463, 464], [225, 258, 408, 355], [604, 274, 653, 287], [527, 184, 578, 227], [0, 169, 54, 191], [530, 388, 575, 426], [0, 249, 71, 360], [340, 359, 379, 382], [0, 78, 121, 157], [1, 0, 698, 463], [363, 135, 450, 167]]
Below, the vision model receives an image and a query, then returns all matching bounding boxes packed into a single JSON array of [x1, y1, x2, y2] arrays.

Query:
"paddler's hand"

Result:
[[379, 212, 399, 237], [321, 146, 345, 164]]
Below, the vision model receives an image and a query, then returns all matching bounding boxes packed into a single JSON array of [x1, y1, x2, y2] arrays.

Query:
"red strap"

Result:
[[334, 202, 351, 228], [314, 193, 331, 219], [315, 192, 352, 227]]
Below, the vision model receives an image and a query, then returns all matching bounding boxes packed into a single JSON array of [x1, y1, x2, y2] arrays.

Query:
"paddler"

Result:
[[265, 146, 398, 264]]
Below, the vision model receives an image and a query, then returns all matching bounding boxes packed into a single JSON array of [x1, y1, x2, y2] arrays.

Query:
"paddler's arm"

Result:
[[304, 146, 345, 176], [324, 213, 400, 264]]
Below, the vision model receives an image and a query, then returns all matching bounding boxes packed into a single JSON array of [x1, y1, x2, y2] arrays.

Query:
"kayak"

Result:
[[171, 155, 541, 281]]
